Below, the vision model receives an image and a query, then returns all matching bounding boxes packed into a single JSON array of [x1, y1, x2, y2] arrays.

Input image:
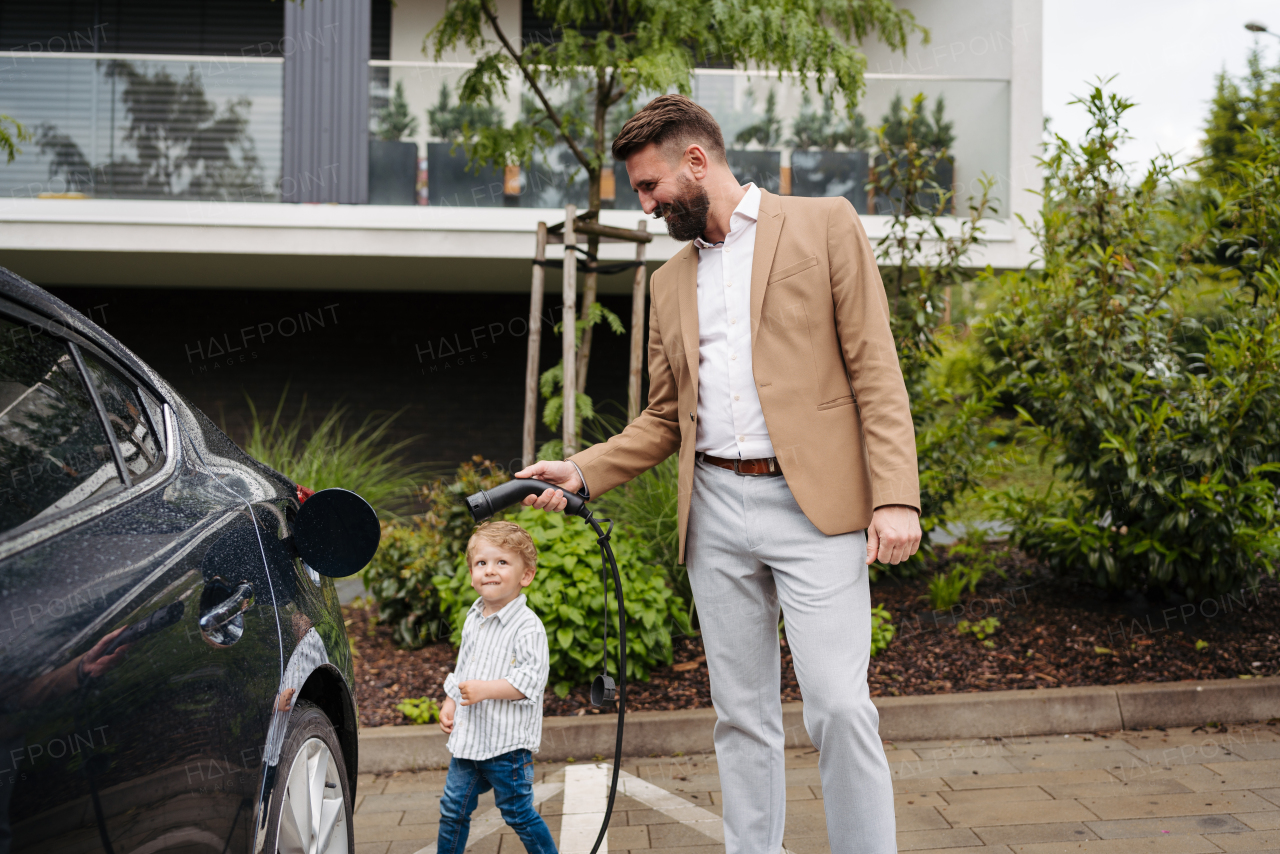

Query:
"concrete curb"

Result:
[[357, 676, 1280, 773]]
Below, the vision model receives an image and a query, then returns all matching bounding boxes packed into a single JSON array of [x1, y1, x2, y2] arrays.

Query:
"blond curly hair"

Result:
[[466, 520, 538, 571]]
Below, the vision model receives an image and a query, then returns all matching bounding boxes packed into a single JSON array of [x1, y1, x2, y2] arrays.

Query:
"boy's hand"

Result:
[[458, 680, 489, 706], [458, 679, 526, 705], [439, 697, 456, 734]]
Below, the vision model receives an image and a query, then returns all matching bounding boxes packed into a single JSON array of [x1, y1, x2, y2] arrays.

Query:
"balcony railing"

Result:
[[0, 51, 282, 201], [369, 62, 1011, 216]]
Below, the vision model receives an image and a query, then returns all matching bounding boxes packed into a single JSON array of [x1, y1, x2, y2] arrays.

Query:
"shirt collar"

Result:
[[693, 183, 760, 249], [470, 593, 527, 624]]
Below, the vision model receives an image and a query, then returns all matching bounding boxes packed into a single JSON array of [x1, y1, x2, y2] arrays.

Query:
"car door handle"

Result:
[[199, 583, 254, 632]]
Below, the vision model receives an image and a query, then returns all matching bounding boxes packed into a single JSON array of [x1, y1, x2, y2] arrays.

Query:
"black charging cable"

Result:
[[465, 479, 627, 854]]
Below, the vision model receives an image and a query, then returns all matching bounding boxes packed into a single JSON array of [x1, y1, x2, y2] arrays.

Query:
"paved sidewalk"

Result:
[[353, 721, 1280, 853]]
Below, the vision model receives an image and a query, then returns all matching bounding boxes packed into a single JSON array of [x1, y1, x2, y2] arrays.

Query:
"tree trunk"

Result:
[[575, 73, 610, 395]]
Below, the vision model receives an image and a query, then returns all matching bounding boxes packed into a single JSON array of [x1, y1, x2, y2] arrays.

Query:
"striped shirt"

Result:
[[442, 594, 549, 760]]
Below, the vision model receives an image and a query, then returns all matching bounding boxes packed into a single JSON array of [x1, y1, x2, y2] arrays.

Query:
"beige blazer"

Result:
[[570, 189, 919, 563]]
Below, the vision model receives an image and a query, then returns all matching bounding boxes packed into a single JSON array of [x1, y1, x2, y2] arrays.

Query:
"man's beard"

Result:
[[654, 175, 711, 242]]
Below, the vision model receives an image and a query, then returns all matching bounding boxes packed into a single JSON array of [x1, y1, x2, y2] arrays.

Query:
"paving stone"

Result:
[[883, 748, 923, 762], [892, 756, 1023, 780], [356, 822, 449, 843], [1203, 830, 1280, 851], [386, 842, 432, 854], [1208, 759, 1280, 776], [1078, 791, 1279, 820], [1239, 811, 1280, 830], [1006, 751, 1194, 773], [936, 786, 1052, 806], [904, 847, 1014, 854], [357, 773, 386, 792], [1002, 741, 1137, 756], [1126, 747, 1245, 766], [400, 809, 441, 826], [1254, 789, 1280, 807], [943, 768, 1117, 791], [1176, 774, 1280, 793], [784, 767, 823, 786], [894, 804, 951, 831], [971, 821, 1098, 845], [632, 846, 725, 854], [1103, 762, 1220, 787], [354, 843, 390, 854], [647, 821, 725, 847], [779, 812, 829, 837], [1227, 743, 1280, 761], [608, 823, 651, 849], [894, 792, 950, 810], [935, 798, 1099, 828], [360, 792, 453, 814], [1040, 779, 1195, 799], [1085, 813, 1254, 837], [1005, 835, 1223, 853], [787, 786, 816, 800], [893, 777, 949, 794], [896, 827, 984, 851], [354, 810, 406, 828], [382, 771, 449, 793]]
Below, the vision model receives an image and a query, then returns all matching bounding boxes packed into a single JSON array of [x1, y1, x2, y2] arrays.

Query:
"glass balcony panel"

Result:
[[369, 62, 1011, 215], [0, 53, 283, 201]]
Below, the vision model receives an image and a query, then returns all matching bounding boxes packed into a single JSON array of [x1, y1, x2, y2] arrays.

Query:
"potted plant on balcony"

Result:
[[869, 92, 956, 215], [730, 87, 783, 194], [370, 80, 420, 205], [788, 92, 872, 213], [425, 82, 504, 206]]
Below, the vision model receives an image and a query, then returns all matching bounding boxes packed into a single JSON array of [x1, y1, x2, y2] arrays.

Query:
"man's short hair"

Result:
[[467, 520, 538, 571], [611, 94, 727, 164]]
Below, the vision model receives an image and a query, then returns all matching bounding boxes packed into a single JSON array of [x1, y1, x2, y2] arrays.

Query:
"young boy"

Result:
[[437, 520, 557, 854]]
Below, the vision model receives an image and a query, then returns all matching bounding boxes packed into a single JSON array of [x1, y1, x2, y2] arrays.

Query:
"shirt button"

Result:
[[734, 395, 740, 401], [738, 435, 745, 442], [730, 353, 737, 360], [730, 318, 736, 325], [726, 282, 732, 288]]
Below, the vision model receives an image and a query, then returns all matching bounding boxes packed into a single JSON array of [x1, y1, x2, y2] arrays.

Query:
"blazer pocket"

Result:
[[817, 394, 855, 411], [767, 255, 818, 284]]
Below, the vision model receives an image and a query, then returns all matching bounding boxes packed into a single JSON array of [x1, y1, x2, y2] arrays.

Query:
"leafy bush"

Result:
[[395, 697, 441, 725], [433, 506, 691, 697], [986, 85, 1280, 599], [870, 605, 896, 657], [242, 389, 423, 517], [363, 458, 514, 647], [868, 94, 1005, 574], [592, 455, 688, 611]]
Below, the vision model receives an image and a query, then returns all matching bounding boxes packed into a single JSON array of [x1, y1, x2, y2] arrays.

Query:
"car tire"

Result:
[[263, 700, 355, 854]]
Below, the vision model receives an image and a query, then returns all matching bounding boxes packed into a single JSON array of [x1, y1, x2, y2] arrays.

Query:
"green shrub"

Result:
[[870, 604, 896, 657], [363, 458, 514, 647], [395, 697, 440, 724], [433, 506, 691, 697], [986, 85, 1280, 599], [241, 389, 423, 517], [592, 455, 688, 611]]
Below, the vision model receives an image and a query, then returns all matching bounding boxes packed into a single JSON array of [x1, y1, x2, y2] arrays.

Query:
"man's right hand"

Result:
[[513, 460, 583, 514]]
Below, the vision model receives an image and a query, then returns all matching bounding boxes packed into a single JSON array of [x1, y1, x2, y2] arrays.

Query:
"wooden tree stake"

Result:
[[523, 221, 548, 467]]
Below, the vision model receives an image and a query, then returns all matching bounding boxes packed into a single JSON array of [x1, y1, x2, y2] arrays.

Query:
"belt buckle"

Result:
[[733, 458, 760, 477]]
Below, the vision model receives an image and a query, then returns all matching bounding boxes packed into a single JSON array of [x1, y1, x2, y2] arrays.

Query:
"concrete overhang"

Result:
[[0, 198, 1023, 291]]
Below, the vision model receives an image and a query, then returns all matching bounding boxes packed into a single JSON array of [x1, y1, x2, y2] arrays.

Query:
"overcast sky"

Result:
[[1043, 0, 1280, 175]]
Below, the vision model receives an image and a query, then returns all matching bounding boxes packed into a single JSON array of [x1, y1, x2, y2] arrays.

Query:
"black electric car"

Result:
[[0, 267, 373, 854]]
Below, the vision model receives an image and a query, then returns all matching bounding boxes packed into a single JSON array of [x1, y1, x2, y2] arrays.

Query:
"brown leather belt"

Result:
[[696, 452, 782, 476]]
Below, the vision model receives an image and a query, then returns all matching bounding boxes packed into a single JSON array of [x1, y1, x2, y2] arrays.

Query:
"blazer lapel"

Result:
[[673, 242, 700, 392], [750, 189, 784, 348]]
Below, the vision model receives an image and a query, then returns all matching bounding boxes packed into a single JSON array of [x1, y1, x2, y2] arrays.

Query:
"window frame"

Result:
[[0, 299, 180, 555]]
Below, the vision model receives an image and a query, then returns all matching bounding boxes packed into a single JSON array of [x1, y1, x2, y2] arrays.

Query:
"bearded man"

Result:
[[516, 94, 921, 854]]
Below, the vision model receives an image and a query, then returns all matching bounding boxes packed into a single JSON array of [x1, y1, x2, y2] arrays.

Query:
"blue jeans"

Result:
[[437, 748, 557, 854]]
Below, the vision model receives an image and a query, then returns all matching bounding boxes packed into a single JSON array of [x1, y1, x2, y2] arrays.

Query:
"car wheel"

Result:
[[264, 700, 354, 854]]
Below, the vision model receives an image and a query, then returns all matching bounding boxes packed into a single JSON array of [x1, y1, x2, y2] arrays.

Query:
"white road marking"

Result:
[[409, 779, 563, 854], [559, 763, 613, 853]]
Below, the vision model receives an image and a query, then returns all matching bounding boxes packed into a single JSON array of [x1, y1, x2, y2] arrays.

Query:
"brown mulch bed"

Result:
[[348, 545, 1280, 728]]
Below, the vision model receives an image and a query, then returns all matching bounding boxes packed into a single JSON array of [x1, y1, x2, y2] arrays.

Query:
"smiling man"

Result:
[[516, 94, 920, 854]]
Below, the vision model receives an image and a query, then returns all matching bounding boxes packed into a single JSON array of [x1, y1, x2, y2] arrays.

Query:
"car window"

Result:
[[79, 350, 167, 484], [0, 317, 123, 534]]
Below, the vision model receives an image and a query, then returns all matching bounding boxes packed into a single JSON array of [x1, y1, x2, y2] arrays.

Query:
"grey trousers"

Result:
[[686, 457, 897, 854]]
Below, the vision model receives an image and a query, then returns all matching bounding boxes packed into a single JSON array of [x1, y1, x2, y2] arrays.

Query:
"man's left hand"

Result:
[[866, 505, 922, 566]]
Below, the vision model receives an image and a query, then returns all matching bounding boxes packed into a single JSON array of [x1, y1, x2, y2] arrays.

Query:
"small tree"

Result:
[[376, 80, 419, 142], [427, 0, 926, 431], [867, 93, 1001, 573]]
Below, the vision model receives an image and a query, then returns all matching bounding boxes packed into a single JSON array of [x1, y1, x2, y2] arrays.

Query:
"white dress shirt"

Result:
[[693, 183, 776, 459], [443, 594, 549, 760]]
